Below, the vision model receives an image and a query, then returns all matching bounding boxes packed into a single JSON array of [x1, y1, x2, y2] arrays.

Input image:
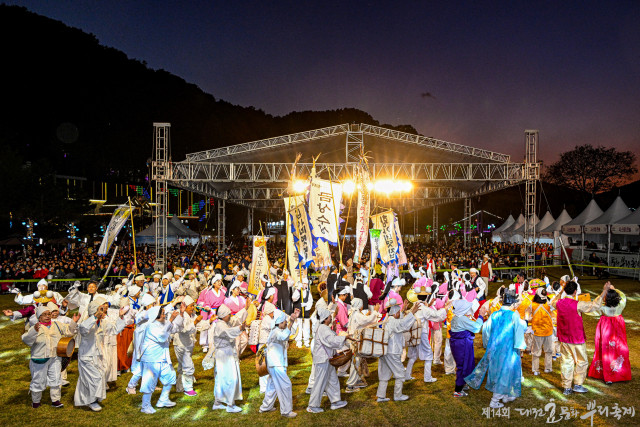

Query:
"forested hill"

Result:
[[0, 5, 416, 182]]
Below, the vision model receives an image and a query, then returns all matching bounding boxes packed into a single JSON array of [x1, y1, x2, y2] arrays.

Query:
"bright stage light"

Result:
[[342, 180, 356, 194], [292, 179, 308, 194], [372, 179, 413, 194]]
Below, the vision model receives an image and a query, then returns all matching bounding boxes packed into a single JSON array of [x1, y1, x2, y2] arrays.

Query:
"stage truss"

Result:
[[152, 123, 539, 253]]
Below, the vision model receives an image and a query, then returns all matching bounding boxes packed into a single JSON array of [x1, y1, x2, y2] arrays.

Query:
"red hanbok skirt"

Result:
[[117, 324, 135, 371], [588, 315, 631, 383]]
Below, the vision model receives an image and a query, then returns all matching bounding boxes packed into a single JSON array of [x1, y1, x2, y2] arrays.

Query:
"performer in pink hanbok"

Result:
[[380, 278, 405, 314], [588, 285, 631, 384], [196, 274, 227, 352], [334, 287, 350, 335]]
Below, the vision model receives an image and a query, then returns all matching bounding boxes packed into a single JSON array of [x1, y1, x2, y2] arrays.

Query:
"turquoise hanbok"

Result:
[[465, 306, 526, 397]]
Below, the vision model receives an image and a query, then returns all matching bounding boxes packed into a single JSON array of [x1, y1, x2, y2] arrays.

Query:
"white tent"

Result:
[[562, 199, 603, 234], [561, 199, 603, 263], [170, 216, 199, 237], [491, 214, 515, 242], [540, 209, 573, 236], [584, 196, 630, 234], [612, 206, 640, 235], [536, 211, 555, 234], [511, 214, 540, 243], [137, 217, 200, 245], [500, 213, 525, 242], [540, 209, 573, 261], [584, 196, 631, 265]]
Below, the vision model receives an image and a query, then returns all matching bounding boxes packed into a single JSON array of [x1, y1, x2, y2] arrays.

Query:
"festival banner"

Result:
[[369, 228, 381, 267], [248, 235, 270, 296], [354, 166, 370, 263], [371, 211, 398, 265], [98, 202, 133, 255], [283, 197, 301, 282], [313, 239, 333, 270], [289, 198, 316, 268], [308, 178, 342, 245], [394, 215, 407, 266]]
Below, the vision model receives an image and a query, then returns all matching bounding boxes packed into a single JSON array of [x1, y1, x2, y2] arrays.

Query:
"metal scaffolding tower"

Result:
[[152, 123, 170, 272], [247, 208, 254, 236], [433, 206, 438, 242], [217, 199, 226, 251], [524, 130, 540, 277], [463, 197, 471, 249], [345, 125, 364, 163]]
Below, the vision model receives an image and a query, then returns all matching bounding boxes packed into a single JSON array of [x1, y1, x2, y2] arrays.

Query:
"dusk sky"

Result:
[[9, 0, 640, 164]]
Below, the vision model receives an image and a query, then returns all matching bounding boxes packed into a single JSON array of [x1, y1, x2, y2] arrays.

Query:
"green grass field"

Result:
[[1, 267, 638, 426]]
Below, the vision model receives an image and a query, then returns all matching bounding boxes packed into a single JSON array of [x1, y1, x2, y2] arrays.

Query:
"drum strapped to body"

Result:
[[57, 336, 75, 358], [255, 344, 269, 377], [329, 349, 353, 367]]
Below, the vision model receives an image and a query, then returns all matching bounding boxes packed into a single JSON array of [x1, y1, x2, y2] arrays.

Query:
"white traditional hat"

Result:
[[273, 309, 287, 326], [338, 286, 351, 295], [139, 293, 156, 308], [453, 299, 473, 317], [317, 307, 331, 323], [147, 306, 162, 322], [263, 301, 276, 315], [88, 296, 108, 316], [37, 279, 48, 290], [35, 305, 50, 319], [469, 268, 478, 274], [46, 302, 59, 312], [229, 281, 241, 292], [211, 274, 222, 283], [183, 295, 195, 307], [134, 273, 145, 281], [264, 287, 276, 300], [128, 285, 141, 296], [386, 298, 402, 315], [162, 273, 171, 280], [217, 304, 231, 319]]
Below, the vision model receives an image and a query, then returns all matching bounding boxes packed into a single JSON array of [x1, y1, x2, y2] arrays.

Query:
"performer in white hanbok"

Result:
[[408, 297, 448, 382], [258, 300, 276, 393], [74, 297, 127, 412], [377, 299, 421, 402], [345, 298, 380, 392], [126, 292, 158, 394], [259, 308, 300, 418], [139, 306, 180, 414], [22, 304, 79, 408], [292, 278, 313, 348], [211, 304, 246, 413], [305, 288, 329, 394], [306, 308, 352, 413], [173, 295, 200, 396]]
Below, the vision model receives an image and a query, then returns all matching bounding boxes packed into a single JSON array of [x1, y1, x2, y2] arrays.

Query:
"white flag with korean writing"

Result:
[[371, 211, 398, 265], [308, 178, 342, 245], [98, 202, 133, 255], [394, 215, 407, 266], [283, 197, 301, 282], [354, 166, 370, 263], [369, 229, 381, 266], [289, 198, 315, 268], [248, 235, 270, 296]]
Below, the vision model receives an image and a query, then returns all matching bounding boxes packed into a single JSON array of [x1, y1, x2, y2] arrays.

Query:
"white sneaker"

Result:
[[533, 371, 540, 376], [330, 400, 347, 410], [126, 387, 137, 395], [61, 380, 70, 387], [212, 402, 226, 410], [141, 406, 156, 414], [259, 407, 276, 413], [405, 376, 415, 381], [544, 369, 552, 373], [502, 396, 516, 403], [424, 377, 438, 383], [490, 400, 504, 409], [88, 402, 102, 412], [377, 397, 390, 402], [282, 412, 297, 418], [226, 405, 242, 413], [157, 400, 176, 408], [202, 347, 208, 353], [394, 394, 409, 401]]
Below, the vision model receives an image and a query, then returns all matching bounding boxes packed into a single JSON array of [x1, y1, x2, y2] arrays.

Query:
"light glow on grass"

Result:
[[530, 387, 545, 401], [522, 377, 534, 387], [192, 407, 207, 420], [534, 378, 554, 388], [582, 384, 604, 395], [549, 389, 568, 401], [171, 405, 190, 419], [0, 348, 29, 358]]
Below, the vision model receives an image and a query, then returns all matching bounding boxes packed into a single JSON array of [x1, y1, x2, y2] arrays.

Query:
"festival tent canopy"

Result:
[[540, 209, 572, 236], [561, 199, 603, 234], [169, 216, 199, 236], [492, 214, 515, 234], [137, 217, 199, 244], [512, 214, 540, 234], [584, 196, 631, 234], [501, 213, 525, 235], [535, 211, 555, 234], [611, 206, 640, 235]]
